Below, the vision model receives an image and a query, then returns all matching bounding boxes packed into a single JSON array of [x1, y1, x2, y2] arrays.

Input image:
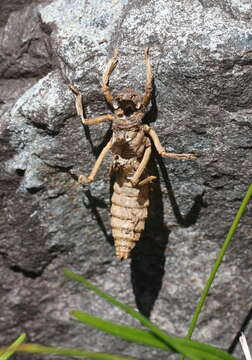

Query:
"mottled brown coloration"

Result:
[[69, 48, 197, 259]]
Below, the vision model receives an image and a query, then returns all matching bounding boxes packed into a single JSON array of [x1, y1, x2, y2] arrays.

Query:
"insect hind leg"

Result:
[[138, 175, 157, 186]]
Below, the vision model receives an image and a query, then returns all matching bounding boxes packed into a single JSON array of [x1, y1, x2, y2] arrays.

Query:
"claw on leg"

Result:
[[68, 84, 80, 95], [78, 174, 93, 184]]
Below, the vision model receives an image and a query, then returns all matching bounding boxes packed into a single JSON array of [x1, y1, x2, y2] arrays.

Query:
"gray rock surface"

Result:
[[0, 0, 251, 359]]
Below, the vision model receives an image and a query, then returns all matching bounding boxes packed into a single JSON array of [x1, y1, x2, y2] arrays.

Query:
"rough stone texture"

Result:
[[0, 0, 251, 359]]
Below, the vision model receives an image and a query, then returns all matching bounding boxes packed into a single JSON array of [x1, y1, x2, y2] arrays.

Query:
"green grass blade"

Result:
[[187, 184, 252, 339], [63, 268, 186, 355], [73, 310, 238, 360], [0, 344, 136, 360], [0, 334, 26, 360], [173, 338, 238, 360], [0, 340, 238, 360], [72, 310, 172, 351], [179, 184, 252, 360], [64, 269, 238, 360]]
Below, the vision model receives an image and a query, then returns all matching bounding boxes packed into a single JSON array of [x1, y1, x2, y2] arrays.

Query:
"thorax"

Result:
[[111, 124, 146, 159]]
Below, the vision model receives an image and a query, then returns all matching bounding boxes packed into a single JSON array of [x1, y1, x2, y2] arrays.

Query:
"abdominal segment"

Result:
[[111, 178, 149, 259]]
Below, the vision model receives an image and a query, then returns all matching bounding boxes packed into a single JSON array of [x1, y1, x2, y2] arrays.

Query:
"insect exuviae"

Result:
[[69, 48, 197, 260]]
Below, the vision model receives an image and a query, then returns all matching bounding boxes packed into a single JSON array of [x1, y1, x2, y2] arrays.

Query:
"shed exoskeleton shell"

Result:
[[69, 48, 197, 259]]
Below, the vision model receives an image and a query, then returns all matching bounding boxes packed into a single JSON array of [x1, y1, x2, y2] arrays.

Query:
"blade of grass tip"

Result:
[[14, 343, 137, 360], [0, 333, 26, 360], [63, 268, 193, 359], [179, 184, 252, 360]]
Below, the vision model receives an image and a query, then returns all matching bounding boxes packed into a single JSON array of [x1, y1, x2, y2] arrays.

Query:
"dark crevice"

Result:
[[29, 121, 59, 136], [27, 186, 43, 194], [44, 162, 73, 173], [15, 169, 25, 176], [18, 107, 60, 136], [10, 264, 43, 279], [49, 244, 72, 254], [236, 145, 252, 149], [46, 190, 67, 200], [39, 18, 53, 36], [69, 172, 78, 182], [0, 252, 7, 260]]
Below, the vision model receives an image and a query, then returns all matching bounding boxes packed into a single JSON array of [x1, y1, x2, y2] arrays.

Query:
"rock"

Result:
[[0, 0, 251, 359]]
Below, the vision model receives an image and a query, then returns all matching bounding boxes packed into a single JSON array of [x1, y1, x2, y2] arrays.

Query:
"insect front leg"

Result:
[[102, 49, 119, 106], [144, 125, 197, 160], [78, 139, 113, 184], [143, 47, 153, 107], [69, 85, 115, 125]]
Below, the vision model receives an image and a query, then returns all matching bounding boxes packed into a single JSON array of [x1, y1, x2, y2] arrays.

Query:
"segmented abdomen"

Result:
[[111, 176, 149, 260]]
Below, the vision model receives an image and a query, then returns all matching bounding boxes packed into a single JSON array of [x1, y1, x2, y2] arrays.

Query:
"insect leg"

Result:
[[102, 49, 119, 106], [144, 125, 197, 160], [143, 47, 153, 107], [83, 114, 115, 125], [129, 146, 154, 186], [138, 176, 157, 186], [78, 139, 112, 184], [69, 85, 115, 125], [69, 84, 85, 121]]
